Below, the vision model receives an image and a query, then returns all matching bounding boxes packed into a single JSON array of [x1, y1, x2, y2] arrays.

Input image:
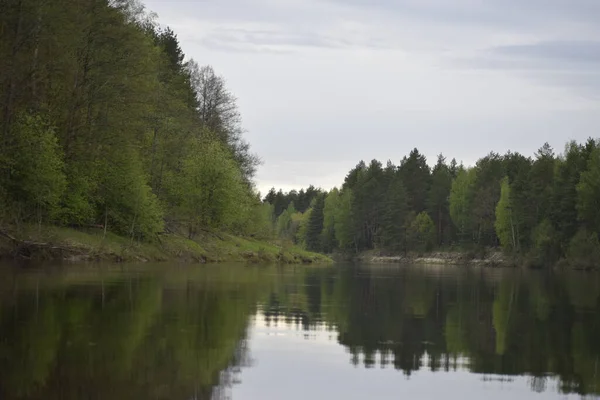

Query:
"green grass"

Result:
[[0, 225, 332, 264]]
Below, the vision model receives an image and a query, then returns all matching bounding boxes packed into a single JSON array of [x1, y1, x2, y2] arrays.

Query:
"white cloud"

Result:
[[144, 0, 600, 194]]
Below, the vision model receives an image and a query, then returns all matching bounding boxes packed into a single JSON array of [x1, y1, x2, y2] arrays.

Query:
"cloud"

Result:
[[143, 0, 600, 193], [450, 40, 600, 98], [200, 27, 358, 53], [490, 41, 600, 66], [322, 0, 600, 31]]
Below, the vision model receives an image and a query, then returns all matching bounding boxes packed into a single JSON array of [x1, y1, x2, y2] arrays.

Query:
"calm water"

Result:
[[1, 263, 600, 399]]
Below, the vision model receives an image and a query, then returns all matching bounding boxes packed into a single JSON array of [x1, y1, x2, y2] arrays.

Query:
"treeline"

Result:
[[265, 141, 600, 268], [0, 0, 273, 240]]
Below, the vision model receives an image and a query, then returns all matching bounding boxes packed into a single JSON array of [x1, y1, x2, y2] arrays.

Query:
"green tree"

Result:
[[577, 146, 600, 236], [495, 177, 516, 252], [427, 154, 453, 246], [276, 203, 297, 240], [321, 189, 341, 253], [567, 229, 600, 270], [407, 212, 435, 253], [398, 148, 431, 214], [379, 175, 409, 252], [529, 143, 556, 225], [528, 219, 560, 267], [550, 140, 596, 251], [472, 153, 505, 246], [1, 113, 66, 224], [305, 194, 325, 251], [449, 167, 476, 244], [334, 189, 356, 251], [170, 138, 247, 238]]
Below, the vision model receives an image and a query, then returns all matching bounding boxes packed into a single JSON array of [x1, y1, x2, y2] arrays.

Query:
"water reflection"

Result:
[[257, 265, 600, 397], [0, 265, 262, 400], [1, 264, 600, 399]]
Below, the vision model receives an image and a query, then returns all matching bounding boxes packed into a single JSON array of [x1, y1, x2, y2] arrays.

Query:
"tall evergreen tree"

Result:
[[495, 177, 516, 251], [427, 154, 453, 246], [305, 194, 325, 252], [577, 145, 600, 236], [379, 175, 409, 252], [398, 148, 431, 214]]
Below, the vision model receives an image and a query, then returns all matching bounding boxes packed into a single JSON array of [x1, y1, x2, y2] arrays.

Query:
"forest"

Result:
[[2, 0, 599, 268], [0, 0, 274, 245], [264, 140, 600, 268]]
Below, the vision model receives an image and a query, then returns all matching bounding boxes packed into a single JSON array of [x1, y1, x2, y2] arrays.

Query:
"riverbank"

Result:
[[357, 249, 510, 267], [0, 226, 332, 264]]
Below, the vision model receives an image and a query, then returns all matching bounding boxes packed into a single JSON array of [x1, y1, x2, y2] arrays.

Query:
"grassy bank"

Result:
[[0, 226, 332, 264]]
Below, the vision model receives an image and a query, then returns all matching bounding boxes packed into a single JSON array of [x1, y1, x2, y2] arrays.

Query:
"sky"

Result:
[[143, 0, 600, 196]]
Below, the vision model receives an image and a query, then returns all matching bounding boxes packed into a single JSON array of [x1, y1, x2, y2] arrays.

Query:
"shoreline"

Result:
[[0, 226, 332, 265], [355, 250, 512, 267]]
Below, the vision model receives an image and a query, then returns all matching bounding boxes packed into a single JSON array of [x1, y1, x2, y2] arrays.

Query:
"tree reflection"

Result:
[[261, 265, 600, 396], [0, 266, 264, 400], [3, 264, 600, 398]]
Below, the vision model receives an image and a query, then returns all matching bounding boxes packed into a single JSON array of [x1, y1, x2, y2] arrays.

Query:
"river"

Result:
[[0, 262, 599, 399]]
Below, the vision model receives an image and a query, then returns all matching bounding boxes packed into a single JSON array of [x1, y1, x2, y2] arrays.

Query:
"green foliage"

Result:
[[567, 229, 600, 270], [321, 188, 340, 252], [407, 212, 435, 253], [495, 176, 515, 251], [242, 201, 275, 239], [170, 138, 247, 237], [0, 1, 263, 243], [427, 154, 453, 246], [399, 148, 431, 214], [528, 219, 560, 267], [305, 194, 325, 251], [266, 138, 600, 267], [379, 175, 409, 252], [0, 113, 66, 223], [294, 209, 310, 247], [276, 203, 297, 240], [449, 168, 476, 243], [334, 189, 356, 251], [97, 147, 163, 238], [550, 141, 596, 250], [577, 146, 600, 235]]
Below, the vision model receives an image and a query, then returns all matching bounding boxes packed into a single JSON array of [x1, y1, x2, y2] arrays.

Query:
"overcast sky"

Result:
[[144, 0, 600, 196]]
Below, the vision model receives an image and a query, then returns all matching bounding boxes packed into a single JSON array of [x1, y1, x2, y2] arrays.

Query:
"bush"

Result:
[[567, 228, 600, 270], [527, 219, 560, 268], [0, 113, 66, 223]]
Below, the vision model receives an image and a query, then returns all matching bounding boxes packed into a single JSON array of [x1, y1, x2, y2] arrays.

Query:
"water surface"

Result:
[[1, 263, 599, 399]]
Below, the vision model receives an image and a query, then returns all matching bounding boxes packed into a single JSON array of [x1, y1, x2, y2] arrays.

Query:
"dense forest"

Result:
[[0, 0, 274, 242], [265, 141, 600, 268], [2, 1, 598, 267]]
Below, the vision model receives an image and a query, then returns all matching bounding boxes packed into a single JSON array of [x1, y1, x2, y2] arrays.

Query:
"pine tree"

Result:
[[399, 148, 431, 214], [495, 177, 516, 252], [380, 175, 409, 252], [321, 189, 340, 253], [427, 154, 453, 246], [577, 146, 600, 236], [305, 194, 325, 251]]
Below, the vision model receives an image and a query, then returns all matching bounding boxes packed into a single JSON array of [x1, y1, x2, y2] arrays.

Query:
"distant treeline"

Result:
[[264, 141, 600, 268], [0, 0, 274, 239]]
